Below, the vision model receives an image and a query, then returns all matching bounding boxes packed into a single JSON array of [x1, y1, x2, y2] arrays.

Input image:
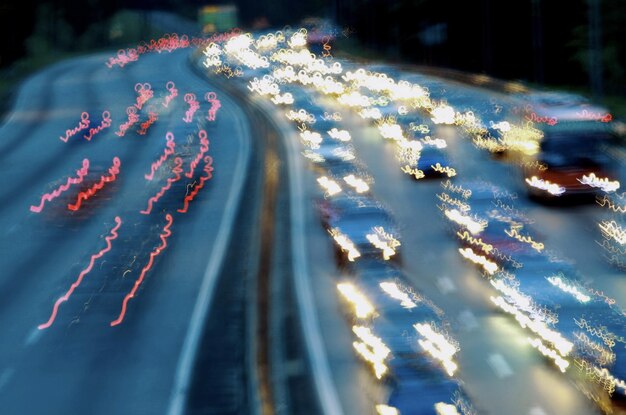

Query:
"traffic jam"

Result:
[[197, 28, 626, 415]]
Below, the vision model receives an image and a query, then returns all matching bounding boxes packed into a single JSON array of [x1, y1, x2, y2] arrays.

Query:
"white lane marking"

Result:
[[0, 368, 15, 392], [529, 406, 548, 415], [24, 327, 43, 346], [167, 77, 251, 415], [487, 353, 514, 378], [437, 276, 456, 294], [458, 309, 478, 331]]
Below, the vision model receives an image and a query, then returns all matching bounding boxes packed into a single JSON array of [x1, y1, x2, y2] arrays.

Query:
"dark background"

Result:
[[1, 0, 625, 95]]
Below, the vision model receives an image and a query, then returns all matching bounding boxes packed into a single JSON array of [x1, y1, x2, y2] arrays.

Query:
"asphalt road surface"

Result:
[[2, 41, 626, 415], [0, 49, 252, 415]]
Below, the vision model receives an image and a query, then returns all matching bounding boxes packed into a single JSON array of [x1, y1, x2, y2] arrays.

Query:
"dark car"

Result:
[[324, 198, 401, 265], [493, 258, 626, 402], [338, 262, 473, 414]]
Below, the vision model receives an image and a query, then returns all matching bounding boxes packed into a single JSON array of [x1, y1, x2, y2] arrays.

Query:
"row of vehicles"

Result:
[[311, 57, 626, 412], [438, 179, 626, 412], [210, 30, 477, 414], [352, 65, 626, 409], [289, 100, 474, 414], [204, 26, 626, 414]]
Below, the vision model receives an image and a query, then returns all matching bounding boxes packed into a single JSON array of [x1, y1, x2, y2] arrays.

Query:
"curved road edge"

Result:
[[187, 55, 345, 415], [166, 69, 253, 415]]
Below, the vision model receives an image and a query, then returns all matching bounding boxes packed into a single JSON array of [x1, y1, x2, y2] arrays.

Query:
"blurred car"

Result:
[[303, 140, 356, 172], [438, 180, 548, 272], [325, 162, 373, 195], [416, 145, 453, 178], [499, 263, 626, 402], [516, 92, 618, 200], [523, 124, 616, 200], [520, 92, 593, 116], [324, 197, 402, 265], [338, 262, 473, 414]]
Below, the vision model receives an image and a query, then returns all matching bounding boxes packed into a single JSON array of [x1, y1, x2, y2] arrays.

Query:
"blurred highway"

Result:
[[314, 69, 626, 413], [278, 72, 605, 414], [2, 26, 626, 415], [0, 49, 254, 414], [197, 29, 626, 414]]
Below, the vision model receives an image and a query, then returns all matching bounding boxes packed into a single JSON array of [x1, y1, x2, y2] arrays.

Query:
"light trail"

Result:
[[111, 214, 173, 326], [140, 157, 183, 214], [30, 159, 90, 213], [185, 130, 209, 178], [67, 157, 121, 211], [39, 217, 122, 329], [178, 156, 214, 213], [83, 111, 112, 141], [59, 112, 90, 142], [145, 132, 176, 181]]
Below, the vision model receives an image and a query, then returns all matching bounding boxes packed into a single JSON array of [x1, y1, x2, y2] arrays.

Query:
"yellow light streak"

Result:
[[353, 325, 391, 379], [546, 274, 590, 303], [401, 165, 425, 179], [379, 282, 417, 309], [248, 76, 280, 96], [500, 124, 542, 155], [430, 104, 456, 125], [574, 317, 625, 348], [491, 295, 573, 356], [458, 247, 498, 274], [316, 176, 342, 196], [366, 227, 400, 260], [431, 163, 457, 177], [472, 135, 506, 153], [409, 122, 430, 134], [376, 405, 399, 415], [396, 139, 423, 164], [442, 180, 472, 199], [358, 108, 382, 120], [504, 225, 544, 252], [578, 173, 620, 193], [414, 323, 459, 376], [438, 193, 471, 212], [444, 209, 487, 234], [528, 337, 570, 372], [271, 92, 294, 105], [287, 29, 308, 48], [343, 174, 370, 194], [330, 228, 361, 261], [299, 130, 323, 148], [302, 150, 325, 163], [378, 122, 406, 141], [327, 128, 351, 142], [255, 33, 280, 50], [456, 231, 493, 253], [435, 403, 461, 415], [286, 109, 316, 123], [421, 137, 447, 148], [525, 176, 566, 196], [337, 283, 375, 318], [596, 195, 626, 213], [489, 120, 512, 132], [574, 332, 615, 366], [599, 220, 626, 245], [338, 91, 371, 108]]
